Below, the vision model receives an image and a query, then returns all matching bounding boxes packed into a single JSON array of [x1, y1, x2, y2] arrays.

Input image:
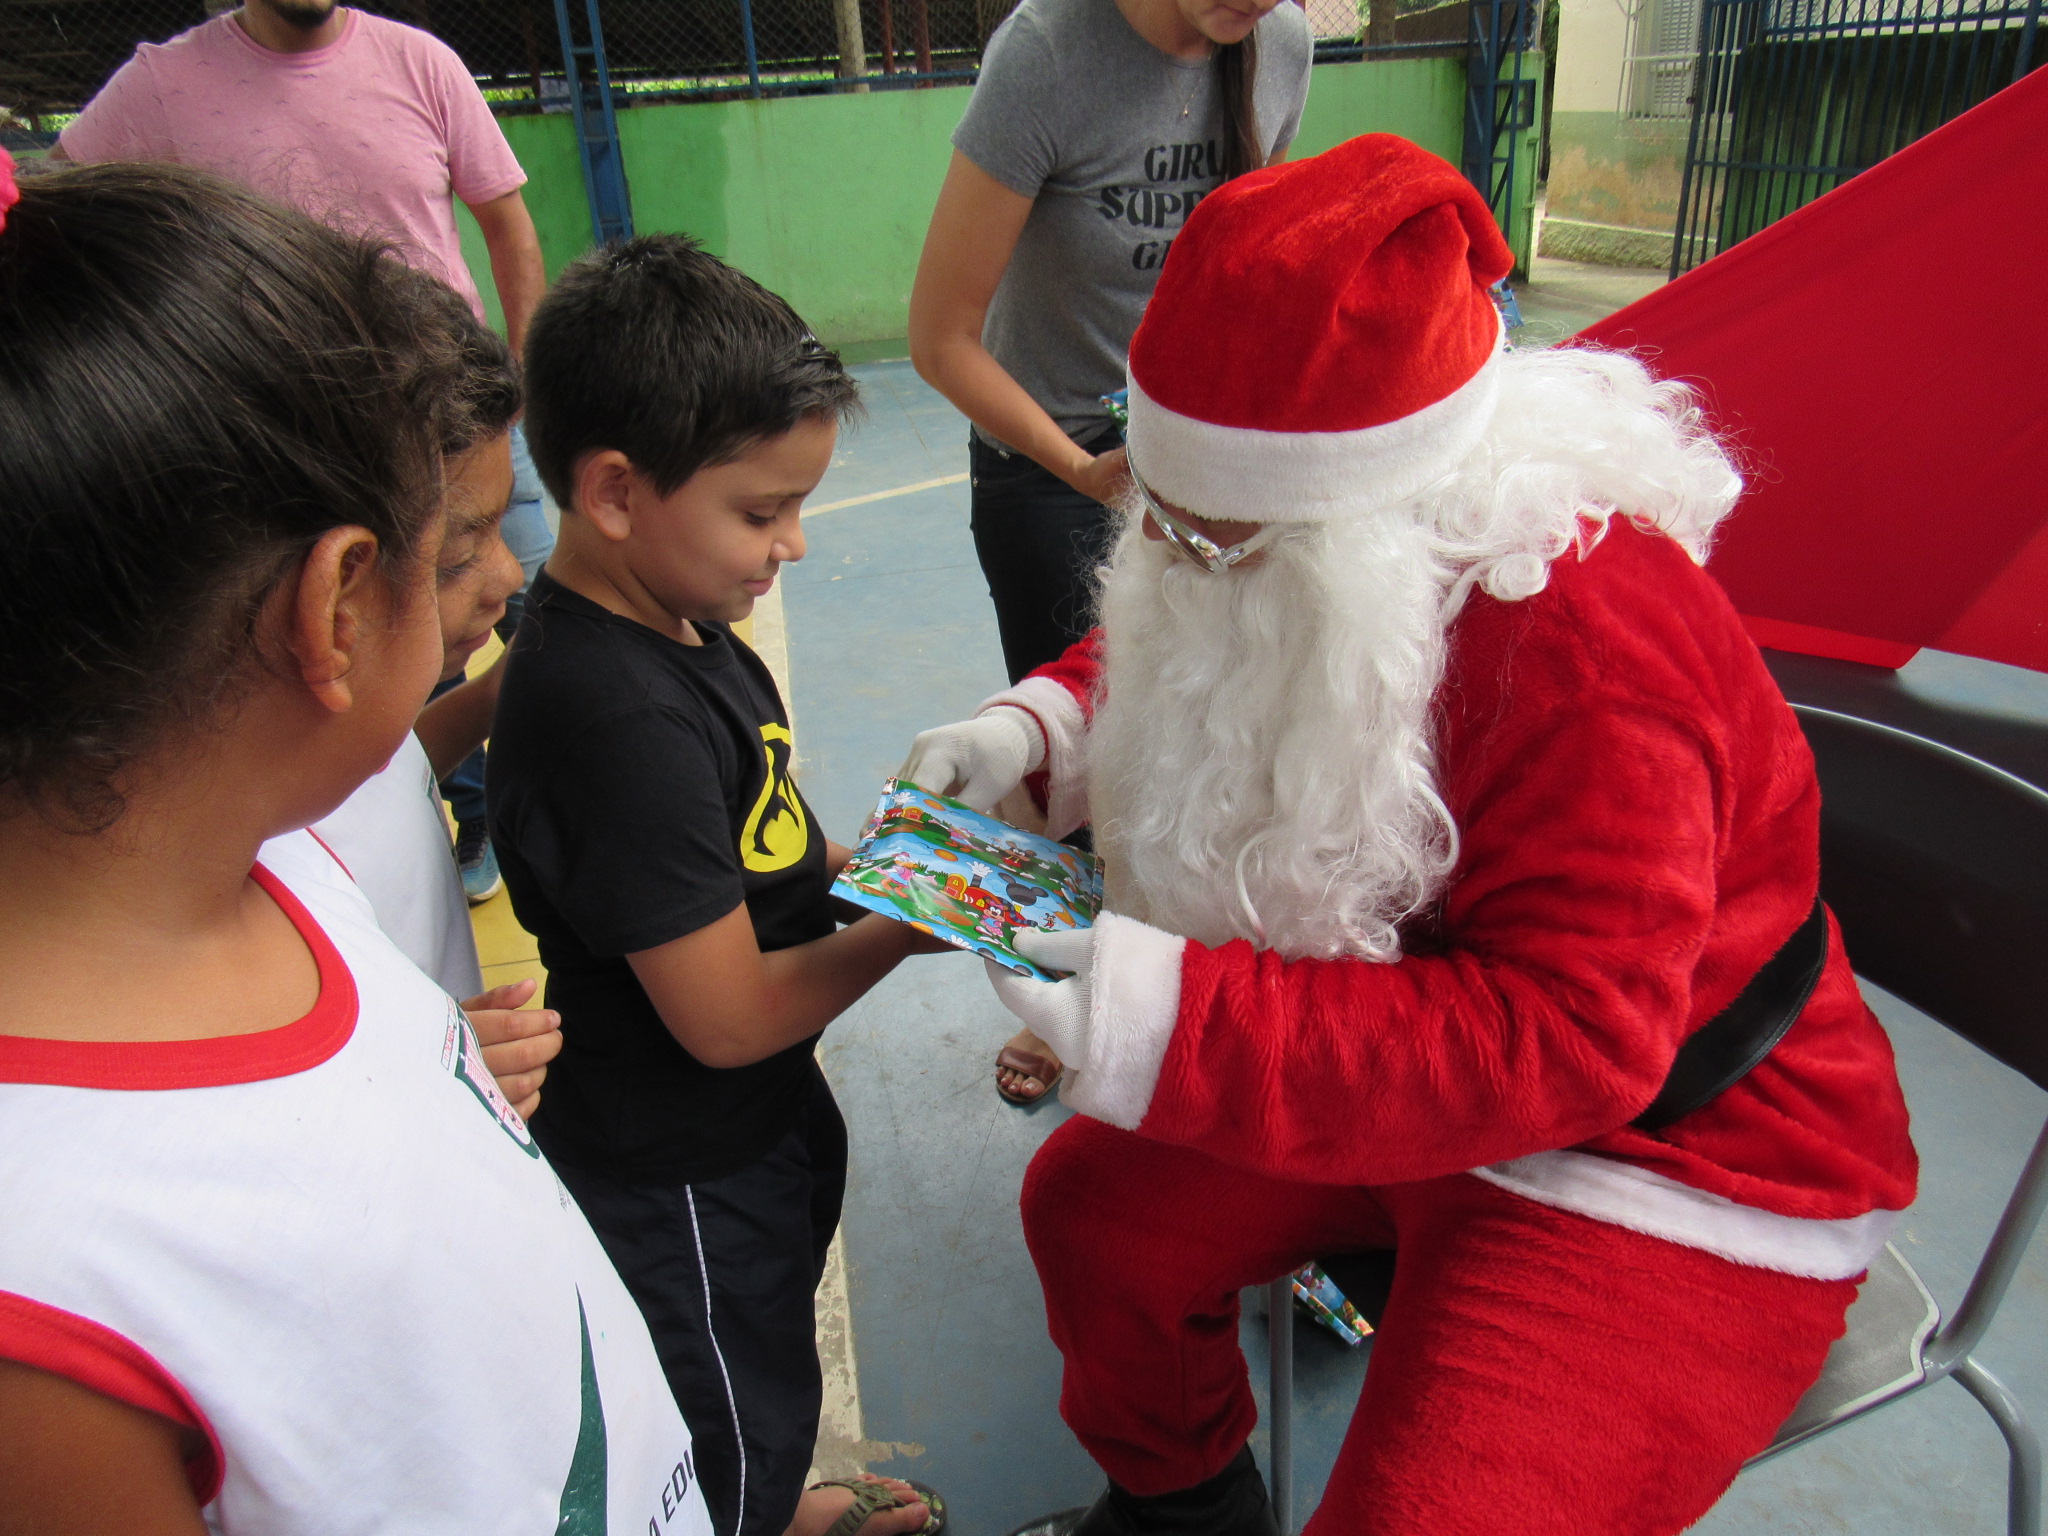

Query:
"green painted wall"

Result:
[[459, 59, 1477, 345], [1292, 54, 1541, 275], [1545, 109, 1689, 231], [456, 110, 592, 336], [1295, 56, 1466, 162], [619, 86, 970, 345]]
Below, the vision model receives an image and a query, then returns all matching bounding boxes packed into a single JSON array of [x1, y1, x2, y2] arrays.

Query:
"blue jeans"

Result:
[[441, 424, 556, 826]]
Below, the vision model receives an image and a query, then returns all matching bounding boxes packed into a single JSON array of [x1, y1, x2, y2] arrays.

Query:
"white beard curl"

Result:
[[1085, 344, 1744, 961]]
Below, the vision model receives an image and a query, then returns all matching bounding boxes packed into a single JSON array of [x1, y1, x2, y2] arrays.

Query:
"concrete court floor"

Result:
[[782, 280, 2048, 1534]]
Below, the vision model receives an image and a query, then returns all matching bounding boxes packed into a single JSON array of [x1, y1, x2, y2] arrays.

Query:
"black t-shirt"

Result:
[[486, 573, 834, 1183]]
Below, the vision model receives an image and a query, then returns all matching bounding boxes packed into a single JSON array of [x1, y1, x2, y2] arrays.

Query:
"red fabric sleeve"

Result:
[[0, 1290, 223, 1503], [1146, 692, 1724, 1185], [1023, 628, 1105, 717], [1015, 629, 1105, 815]]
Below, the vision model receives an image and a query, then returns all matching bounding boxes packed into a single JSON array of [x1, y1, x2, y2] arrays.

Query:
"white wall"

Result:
[[1553, 0, 1634, 112]]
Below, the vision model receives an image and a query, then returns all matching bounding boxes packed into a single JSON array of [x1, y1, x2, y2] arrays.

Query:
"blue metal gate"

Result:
[[1672, 0, 2046, 275], [1463, 0, 1541, 273], [554, 0, 635, 247]]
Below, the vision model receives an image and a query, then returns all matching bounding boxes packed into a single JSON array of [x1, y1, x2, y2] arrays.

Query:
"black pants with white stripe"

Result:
[[551, 1066, 848, 1536]]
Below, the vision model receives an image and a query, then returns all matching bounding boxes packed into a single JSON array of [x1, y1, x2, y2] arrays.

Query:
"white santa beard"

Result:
[[1087, 508, 1458, 961], [1082, 344, 1747, 961]]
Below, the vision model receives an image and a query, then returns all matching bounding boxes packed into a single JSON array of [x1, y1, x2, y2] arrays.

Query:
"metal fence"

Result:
[[1, 0, 1529, 261], [1671, 0, 2046, 274], [2, 0, 1488, 128]]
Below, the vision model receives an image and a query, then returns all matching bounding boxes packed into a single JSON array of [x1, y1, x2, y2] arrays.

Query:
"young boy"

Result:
[[493, 238, 942, 1536]]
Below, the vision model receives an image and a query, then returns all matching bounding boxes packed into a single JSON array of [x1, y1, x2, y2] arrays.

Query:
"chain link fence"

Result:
[[1310, 0, 1482, 60], [3, 0, 1485, 134], [0, 0, 1016, 127]]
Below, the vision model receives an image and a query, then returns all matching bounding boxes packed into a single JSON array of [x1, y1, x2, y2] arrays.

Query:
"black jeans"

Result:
[[549, 1065, 848, 1536], [969, 425, 1123, 685]]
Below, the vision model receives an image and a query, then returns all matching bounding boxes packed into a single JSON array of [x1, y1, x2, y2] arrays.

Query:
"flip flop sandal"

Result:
[[810, 1477, 948, 1536], [995, 1044, 1063, 1107]]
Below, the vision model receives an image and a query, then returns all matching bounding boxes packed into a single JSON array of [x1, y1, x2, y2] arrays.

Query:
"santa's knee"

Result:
[[1020, 1117, 1129, 1254], [1025, 1117, 1200, 1283]]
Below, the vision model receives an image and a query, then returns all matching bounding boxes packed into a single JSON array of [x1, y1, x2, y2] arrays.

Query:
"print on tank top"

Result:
[[440, 997, 540, 1156], [559, 1295, 607, 1532]]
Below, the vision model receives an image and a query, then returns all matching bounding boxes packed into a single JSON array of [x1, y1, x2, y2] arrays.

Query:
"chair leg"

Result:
[[1268, 1276, 1294, 1535], [1952, 1356, 2042, 1536]]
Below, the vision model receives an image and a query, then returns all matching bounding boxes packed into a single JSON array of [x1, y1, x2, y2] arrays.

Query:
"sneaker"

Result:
[[455, 818, 503, 905]]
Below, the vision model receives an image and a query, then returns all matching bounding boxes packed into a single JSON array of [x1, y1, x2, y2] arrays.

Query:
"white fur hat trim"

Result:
[[1124, 333, 1504, 524]]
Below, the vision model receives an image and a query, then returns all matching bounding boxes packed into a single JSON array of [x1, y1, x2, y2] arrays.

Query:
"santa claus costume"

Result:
[[901, 134, 1917, 1536]]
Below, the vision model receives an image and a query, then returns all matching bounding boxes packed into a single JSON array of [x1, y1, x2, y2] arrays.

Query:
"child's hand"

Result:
[[461, 980, 563, 1120], [900, 922, 959, 957]]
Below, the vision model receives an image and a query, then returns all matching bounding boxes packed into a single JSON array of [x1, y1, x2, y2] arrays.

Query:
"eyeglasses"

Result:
[[1127, 458, 1278, 575]]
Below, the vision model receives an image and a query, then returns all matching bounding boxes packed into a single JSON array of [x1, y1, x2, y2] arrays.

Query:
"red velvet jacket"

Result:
[[1022, 521, 1917, 1225]]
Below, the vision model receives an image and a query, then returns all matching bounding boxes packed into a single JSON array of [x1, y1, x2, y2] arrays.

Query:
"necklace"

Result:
[[1170, 45, 1214, 120]]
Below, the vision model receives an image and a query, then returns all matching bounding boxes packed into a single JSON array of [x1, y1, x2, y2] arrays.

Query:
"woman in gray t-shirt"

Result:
[[908, 0, 1310, 1105]]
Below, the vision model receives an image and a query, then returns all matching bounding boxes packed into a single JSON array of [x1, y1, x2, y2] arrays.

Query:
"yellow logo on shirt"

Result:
[[741, 723, 809, 873]]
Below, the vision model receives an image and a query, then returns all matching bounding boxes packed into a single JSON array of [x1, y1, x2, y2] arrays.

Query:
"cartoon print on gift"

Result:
[[833, 779, 1103, 978]]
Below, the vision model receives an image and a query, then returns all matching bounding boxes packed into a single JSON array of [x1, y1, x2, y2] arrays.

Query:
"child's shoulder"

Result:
[[504, 585, 687, 716]]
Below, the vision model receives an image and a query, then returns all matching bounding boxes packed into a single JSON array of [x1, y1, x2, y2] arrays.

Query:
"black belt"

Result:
[[1632, 896, 1830, 1132]]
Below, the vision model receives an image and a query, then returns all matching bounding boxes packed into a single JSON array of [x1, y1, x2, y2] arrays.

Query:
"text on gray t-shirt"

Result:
[[953, 0, 1313, 445]]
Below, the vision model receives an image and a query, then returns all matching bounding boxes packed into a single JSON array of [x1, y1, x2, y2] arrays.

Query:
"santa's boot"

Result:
[[1006, 1447, 1281, 1536]]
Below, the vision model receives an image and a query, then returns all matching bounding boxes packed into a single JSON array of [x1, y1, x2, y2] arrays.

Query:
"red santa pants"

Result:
[[1022, 1118, 1861, 1536]]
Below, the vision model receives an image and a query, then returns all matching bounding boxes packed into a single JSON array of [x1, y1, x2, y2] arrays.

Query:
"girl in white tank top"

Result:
[[0, 155, 710, 1536]]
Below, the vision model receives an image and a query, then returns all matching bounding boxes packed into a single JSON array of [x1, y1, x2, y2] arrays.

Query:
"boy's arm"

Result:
[[0, 1359, 206, 1536], [415, 651, 507, 781], [629, 905, 939, 1068]]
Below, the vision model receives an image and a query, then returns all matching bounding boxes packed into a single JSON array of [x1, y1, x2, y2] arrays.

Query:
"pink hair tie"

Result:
[[0, 146, 18, 237]]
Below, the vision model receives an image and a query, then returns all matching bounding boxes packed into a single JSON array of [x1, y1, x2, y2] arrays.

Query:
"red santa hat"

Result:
[[1125, 134, 1516, 522]]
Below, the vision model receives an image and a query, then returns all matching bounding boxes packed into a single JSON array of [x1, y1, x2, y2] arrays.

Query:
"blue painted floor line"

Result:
[[787, 362, 2048, 1536]]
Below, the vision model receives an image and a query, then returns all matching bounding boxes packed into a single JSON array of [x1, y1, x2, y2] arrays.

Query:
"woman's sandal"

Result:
[[995, 1044, 1063, 1107], [809, 1477, 948, 1536]]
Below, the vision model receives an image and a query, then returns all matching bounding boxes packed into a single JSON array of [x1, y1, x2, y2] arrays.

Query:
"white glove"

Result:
[[983, 926, 1096, 1067], [899, 706, 1044, 811]]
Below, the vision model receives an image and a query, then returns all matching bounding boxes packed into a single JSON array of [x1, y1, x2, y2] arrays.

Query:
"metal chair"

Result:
[[1264, 705, 2048, 1535]]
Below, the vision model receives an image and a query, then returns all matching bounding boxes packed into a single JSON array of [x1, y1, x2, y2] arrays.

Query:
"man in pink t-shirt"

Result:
[[60, 0, 553, 905], [57, 0, 540, 335]]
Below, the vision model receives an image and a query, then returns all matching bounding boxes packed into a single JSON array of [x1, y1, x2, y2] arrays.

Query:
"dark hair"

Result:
[[0, 163, 467, 826], [425, 282, 524, 459], [1218, 28, 1263, 181], [523, 234, 859, 509]]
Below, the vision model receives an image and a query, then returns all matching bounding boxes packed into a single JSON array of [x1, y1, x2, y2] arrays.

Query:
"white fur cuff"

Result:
[[981, 676, 1091, 840], [1471, 1152, 1901, 1280], [1061, 913, 1186, 1131]]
